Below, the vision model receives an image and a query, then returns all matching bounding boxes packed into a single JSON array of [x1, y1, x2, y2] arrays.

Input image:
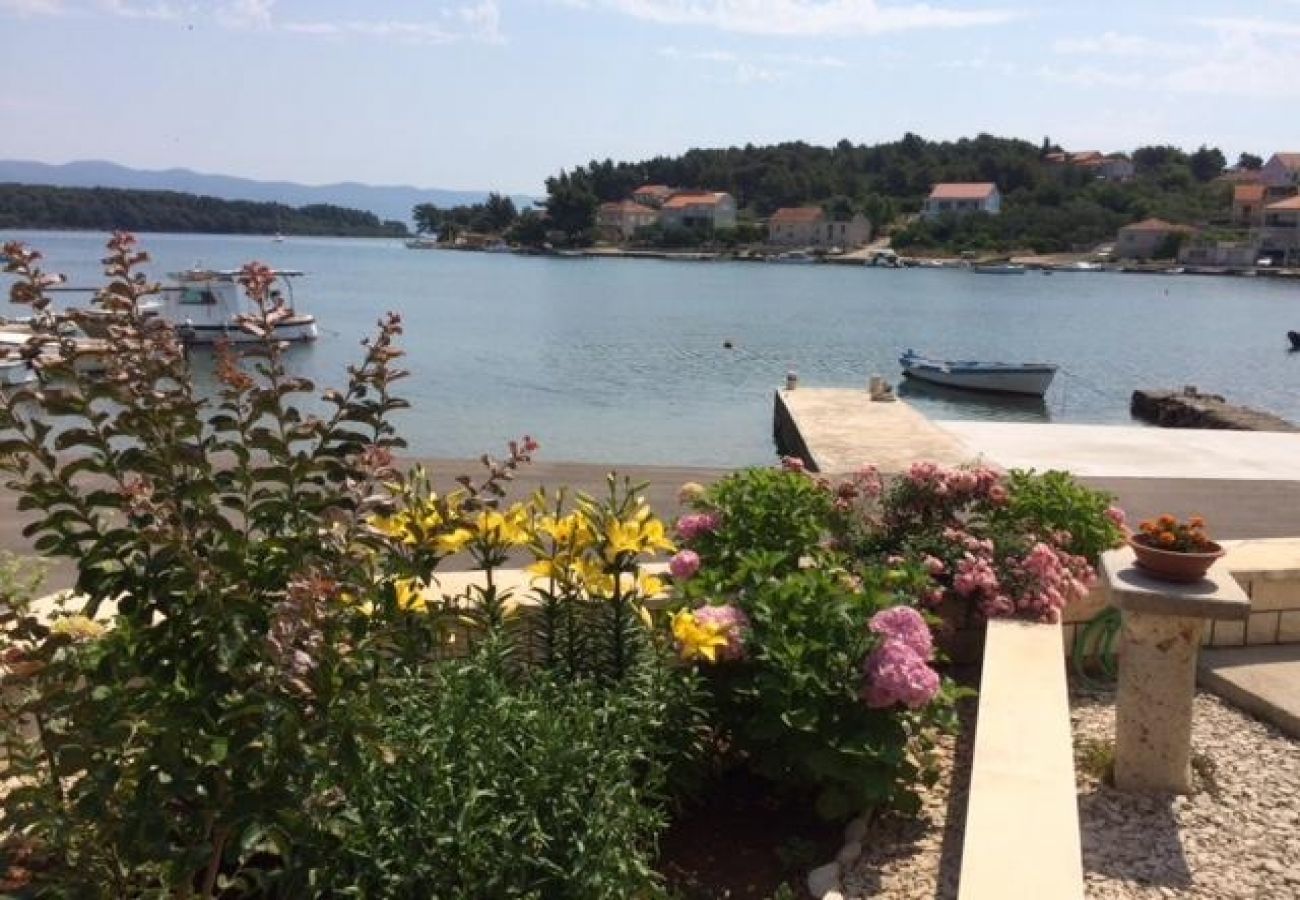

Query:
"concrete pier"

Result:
[[773, 388, 969, 473]]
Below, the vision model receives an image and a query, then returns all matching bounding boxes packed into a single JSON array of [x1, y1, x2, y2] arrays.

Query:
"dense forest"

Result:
[[0, 184, 409, 237], [544, 134, 1242, 251]]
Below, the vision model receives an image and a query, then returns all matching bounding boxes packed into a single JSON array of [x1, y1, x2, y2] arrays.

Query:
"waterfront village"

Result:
[[8, 149, 1300, 900], [426, 149, 1300, 275]]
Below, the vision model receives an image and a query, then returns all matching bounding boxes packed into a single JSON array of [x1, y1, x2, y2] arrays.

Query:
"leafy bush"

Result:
[[321, 644, 699, 898], [665, 461, 1124, 819], [669, 468, 961, 820], [0, 235, 704, 897], [993, 469, 1128, 562]]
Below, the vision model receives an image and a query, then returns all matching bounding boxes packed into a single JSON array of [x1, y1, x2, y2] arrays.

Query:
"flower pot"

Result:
[[1128, 537, 1225, 583]]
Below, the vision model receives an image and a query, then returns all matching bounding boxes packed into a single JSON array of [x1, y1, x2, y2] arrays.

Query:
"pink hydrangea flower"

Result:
[[868, 605, 934, 661], [676, 511, 721, 541], [922, 555, 946, 576], [693, 603, 749, 661], [669, 549, 701, 580], [1106, 505, 1127, 528], [862, 640, 941, 709]]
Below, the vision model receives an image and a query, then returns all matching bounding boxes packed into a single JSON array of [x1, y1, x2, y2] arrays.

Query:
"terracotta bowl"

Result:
[[1128, 537, 1225, 583]]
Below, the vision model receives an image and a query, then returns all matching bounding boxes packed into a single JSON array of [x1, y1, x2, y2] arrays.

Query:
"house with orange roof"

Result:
[[630, 185, 676, 208], [1259, 195, 1300, 265], [1259, 153, 1300, 195], [922, 183, 1000, 220], [658, 191, 737, 232], [597, 200, 659, 241], [1115, 218, 1196, 260], [1044, 151, 1133, 181], [767, 206, 871, 248], [1232, 183, 1268, 227]]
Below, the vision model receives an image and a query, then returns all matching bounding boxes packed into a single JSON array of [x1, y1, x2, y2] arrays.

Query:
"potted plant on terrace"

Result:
[[1130, 514, 1225, 582]]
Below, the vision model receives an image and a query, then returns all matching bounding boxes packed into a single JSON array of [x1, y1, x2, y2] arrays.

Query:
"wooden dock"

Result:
[[773, 388, 971, 474]]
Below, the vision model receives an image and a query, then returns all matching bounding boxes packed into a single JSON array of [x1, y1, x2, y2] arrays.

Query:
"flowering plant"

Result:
[[1133, 514, 1215, 553]]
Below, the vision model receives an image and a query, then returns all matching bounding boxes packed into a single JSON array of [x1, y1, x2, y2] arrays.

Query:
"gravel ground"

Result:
[[1074, 691, 1300, 900], [839, 702, 974, 899]]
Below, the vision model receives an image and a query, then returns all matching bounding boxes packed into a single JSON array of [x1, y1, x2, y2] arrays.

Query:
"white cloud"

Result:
[[1051, 31, 1196, 60], [0, 0, 64, 15], [98, 0, 179, 20], [1192, 16, 1300, 38], [215, 0, 273, 29], [657, 44, 850, 83], [1037, 64, 1139, 88], [1042, 16, 1300, 100], [284, 1, 503, 44], [581, 0, 1016, 37]]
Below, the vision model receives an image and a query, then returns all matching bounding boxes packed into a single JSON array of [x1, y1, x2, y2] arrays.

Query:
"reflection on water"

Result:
[[896, 376, 1052, 422]]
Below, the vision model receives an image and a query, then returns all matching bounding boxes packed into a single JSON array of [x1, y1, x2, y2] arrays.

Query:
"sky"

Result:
[[1, 0, 1298, 195]]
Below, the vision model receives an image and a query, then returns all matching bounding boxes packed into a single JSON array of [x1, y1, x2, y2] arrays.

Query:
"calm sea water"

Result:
[[4, 230, 1300, 467]]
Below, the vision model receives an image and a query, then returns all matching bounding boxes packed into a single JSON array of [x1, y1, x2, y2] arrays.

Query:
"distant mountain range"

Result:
[[0, 160, 537, 225]]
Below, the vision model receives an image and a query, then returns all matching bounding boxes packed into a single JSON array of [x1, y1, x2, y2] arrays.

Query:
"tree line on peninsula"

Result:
[[0, 183, 409, 237], [419, 134, 1251, 252]]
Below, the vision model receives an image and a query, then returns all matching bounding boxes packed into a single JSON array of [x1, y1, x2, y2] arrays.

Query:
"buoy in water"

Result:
[[723, 339, 734, 349]]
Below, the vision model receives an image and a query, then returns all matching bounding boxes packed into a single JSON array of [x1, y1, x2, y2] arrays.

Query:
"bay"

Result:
[[4, 230, 1299, 467]]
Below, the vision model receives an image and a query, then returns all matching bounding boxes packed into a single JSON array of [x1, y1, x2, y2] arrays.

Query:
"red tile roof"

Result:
[[1234, 184, 1267, 203], [928, 182, 997, 200], [770, 207, 825, 224], [632, 185, 675, 198], [1121, 217, 1194, 233], [662, 191, 729, 210], [1266, 195, 1300, 211], [1274, 153, 1300, 171]]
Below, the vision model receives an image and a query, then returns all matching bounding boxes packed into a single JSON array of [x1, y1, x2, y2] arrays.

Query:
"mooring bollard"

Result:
[[786, 370, 798, 390], [1100, 548, 1249, 794]]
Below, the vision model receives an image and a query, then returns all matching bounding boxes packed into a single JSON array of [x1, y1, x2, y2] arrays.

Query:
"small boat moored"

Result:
[[971, 263, 1026, 275], [1289, 330, 1300, 351], [770, 250, 818, 264], [899, 349, 1058, 397], [150, 268, 318, 345]]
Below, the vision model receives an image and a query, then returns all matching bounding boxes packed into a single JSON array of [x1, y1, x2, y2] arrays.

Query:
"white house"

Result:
[[922, 183, 1001, 219], [1259, 195, 1300, 265], [658, 191, 737, 231], [767, 207, 871, 248], [597, 201, 658, 241]]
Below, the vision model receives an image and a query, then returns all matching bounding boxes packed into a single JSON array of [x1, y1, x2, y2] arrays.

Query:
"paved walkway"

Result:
[[938, 421, 1300, 481], [1199, 645, 1300, 738]]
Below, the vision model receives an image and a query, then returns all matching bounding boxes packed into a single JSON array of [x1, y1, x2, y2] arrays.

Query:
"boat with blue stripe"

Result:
[[899, 349, 1058, 397]]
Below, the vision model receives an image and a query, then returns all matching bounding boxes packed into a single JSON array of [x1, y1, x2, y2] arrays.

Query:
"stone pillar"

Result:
[[1101, 548, 1249, 795], [1114, 613, 1205, 793]]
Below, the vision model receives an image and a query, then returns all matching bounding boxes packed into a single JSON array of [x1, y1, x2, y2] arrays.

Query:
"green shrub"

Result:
[[321, 644, 703, 898], [993, 469, 1126, 562], [683, 467, 833, 578], [705, 566, 957, 819]]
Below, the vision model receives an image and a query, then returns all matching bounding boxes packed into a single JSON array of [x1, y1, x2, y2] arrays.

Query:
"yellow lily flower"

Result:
[[393, 579, 429, 613], [671, 610, 728, 663], [434, 527, 474, 555]]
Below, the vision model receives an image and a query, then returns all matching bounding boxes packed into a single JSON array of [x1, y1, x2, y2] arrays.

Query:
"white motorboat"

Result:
[[0, 356, 34, 386], [1052, 261, 1104, 273], [405, 236, 440, 249], [153, 269, 318, 345], [899, 349, 1057, 397], [971, 263, 1026, 275], [770, 250, 817, 264]]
